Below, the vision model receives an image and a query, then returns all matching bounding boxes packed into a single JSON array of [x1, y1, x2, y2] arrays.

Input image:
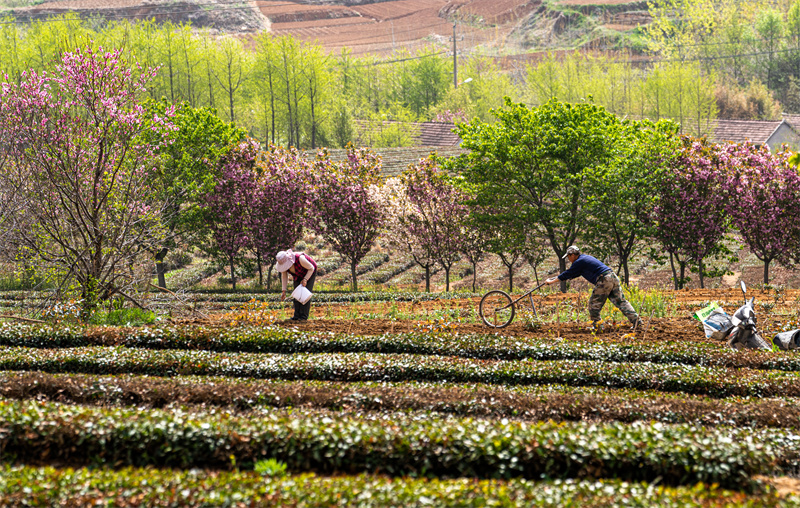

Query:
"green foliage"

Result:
[[0, 465, 787, 507], [0, 398, 786, 487], [254, 459, 288, 477], [583, 118, 681, 283], [87, 308, 158, 327], [452, 98, 624, 285]]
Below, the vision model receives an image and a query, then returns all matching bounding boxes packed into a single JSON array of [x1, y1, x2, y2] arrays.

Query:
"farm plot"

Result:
[[0, 291, 800, 506], [1, 287, 800, 504], [258, 0, 527, 55]]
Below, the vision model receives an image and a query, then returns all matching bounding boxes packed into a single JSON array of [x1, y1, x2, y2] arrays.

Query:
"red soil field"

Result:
[[258, 0, 531, 55]]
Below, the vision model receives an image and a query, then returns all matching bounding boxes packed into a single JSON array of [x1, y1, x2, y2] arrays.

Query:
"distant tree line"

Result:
[[1, 40, 799, 316], [4, 2, 800, 149]]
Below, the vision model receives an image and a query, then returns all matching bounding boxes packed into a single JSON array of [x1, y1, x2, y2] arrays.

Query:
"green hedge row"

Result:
[[0, 399, 789, 488], [3, 371, 800, 428], [2, 323, 800, 373], [1, 346, 799, 398], [0, 466, 790, 507]]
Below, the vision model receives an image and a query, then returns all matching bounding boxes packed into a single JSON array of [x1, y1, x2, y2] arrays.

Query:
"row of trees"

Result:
[[204, 99, 800, 296], [646, 0, 800, 114], [1, 45, 798, 318], [0, 17, 457, 149], [452, 99, 800, 290], [6, 7, 800, 152]]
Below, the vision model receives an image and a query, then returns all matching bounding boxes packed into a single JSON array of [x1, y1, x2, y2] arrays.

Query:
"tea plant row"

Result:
[[2, 371, 798, 428], [2, 346, 800, 398], [1, 465, 787, 508], [0, 398, 794, 488]]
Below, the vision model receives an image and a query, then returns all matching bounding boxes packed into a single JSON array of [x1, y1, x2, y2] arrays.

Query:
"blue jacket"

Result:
[[557, 254, 611, 285]]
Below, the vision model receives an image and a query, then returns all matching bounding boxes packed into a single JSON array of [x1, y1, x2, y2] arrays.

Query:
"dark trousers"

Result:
[[293, 272, 316, 320]]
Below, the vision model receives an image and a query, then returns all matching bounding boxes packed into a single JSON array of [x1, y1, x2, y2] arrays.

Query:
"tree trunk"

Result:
[[680, 261, 686, 290], [444, 265, 450, 292], [471, 261, 477, 292], [425, 265, 430, 293], [621, 256, 630, 286], [155, 247, 169, 289], [229, 255, 236, 290], [559, 256, 567, 293], [507, 263, 514, 293], [669, 252, 679, 290], [698, 258, 705, 289], [533, 265, 539, 286], [256, 250, 264, 286], [351, 261, 358, 292], [267, 265, 273, 292], [764, 258, 771, 285]]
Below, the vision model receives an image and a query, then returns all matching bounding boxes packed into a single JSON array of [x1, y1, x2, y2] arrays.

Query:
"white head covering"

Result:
[[275, 249, 295, 272]]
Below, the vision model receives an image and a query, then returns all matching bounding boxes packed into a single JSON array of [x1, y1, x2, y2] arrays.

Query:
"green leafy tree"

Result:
[[452, 98, 621, 292], [142, 101, 247, 288], [583, 119, 681, 284], [755, 8, 785, 90]]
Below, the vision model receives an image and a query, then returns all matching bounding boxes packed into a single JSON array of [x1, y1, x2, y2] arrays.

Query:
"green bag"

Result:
[[694, 302, 722, 322]]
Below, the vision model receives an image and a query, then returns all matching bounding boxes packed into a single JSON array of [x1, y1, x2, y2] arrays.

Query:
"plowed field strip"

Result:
[[274, 18, 374, 30], [4, 371, 799, 427], [353, 0, 447, 21]]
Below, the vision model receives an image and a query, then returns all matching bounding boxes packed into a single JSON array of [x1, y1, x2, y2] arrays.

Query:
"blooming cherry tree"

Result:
[[651, 138, 730, 289], [399, 157, 469, 292], [307, 147, 385, 291], [720, 143, 800, 284], [0, 46, 174, 312], [247, 145, 311, 288], [203, 140, 259, 290], [374, 176, 438, 292]]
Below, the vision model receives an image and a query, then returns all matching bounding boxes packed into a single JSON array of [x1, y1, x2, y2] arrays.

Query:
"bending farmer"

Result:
[[276, 249, 317, 321], [545, 245, 642, 331]]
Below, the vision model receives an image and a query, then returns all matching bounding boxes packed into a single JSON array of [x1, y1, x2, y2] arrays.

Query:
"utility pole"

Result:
[[453, 21, 458, 88]]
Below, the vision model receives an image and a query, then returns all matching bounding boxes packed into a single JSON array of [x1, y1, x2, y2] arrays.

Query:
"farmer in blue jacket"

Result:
[[545, 245, 643, 332]]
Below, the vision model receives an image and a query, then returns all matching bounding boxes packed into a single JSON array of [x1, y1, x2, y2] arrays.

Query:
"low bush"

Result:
[[0, 398, 786, 487], [2, 371, 799, 428], [88, 308, 158, 327], [0, 466, 787, 507], [1, 346, 800, 398]]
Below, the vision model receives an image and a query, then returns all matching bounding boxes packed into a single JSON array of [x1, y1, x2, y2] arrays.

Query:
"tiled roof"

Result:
[[782, 115, 800, 129], [306, 146, 467, 178], [353, 120, 462, 147], [415, 122, 461, 146], [708, 119, 783, 145]]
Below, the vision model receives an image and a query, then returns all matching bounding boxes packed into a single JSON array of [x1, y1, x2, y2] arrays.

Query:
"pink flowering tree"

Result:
[[399, 158, 469, 292], [204, 140, 258, 290], [650, 138, 731, 289], [0, 46, 174, 313], [720, 143, 800, 284], [374, 176, 438, 292], [307, 147, 385, 291], [247, 145, 311, 289]]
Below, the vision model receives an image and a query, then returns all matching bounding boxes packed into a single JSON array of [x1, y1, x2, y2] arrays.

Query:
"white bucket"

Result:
[[291, 285, 313, 305]]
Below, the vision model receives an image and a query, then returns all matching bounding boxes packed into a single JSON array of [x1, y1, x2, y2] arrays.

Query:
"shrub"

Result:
[[88, 308, 157, 326]]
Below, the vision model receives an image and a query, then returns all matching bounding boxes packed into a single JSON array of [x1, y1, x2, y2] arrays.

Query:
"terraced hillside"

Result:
[[3, 0, 651, 55]]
